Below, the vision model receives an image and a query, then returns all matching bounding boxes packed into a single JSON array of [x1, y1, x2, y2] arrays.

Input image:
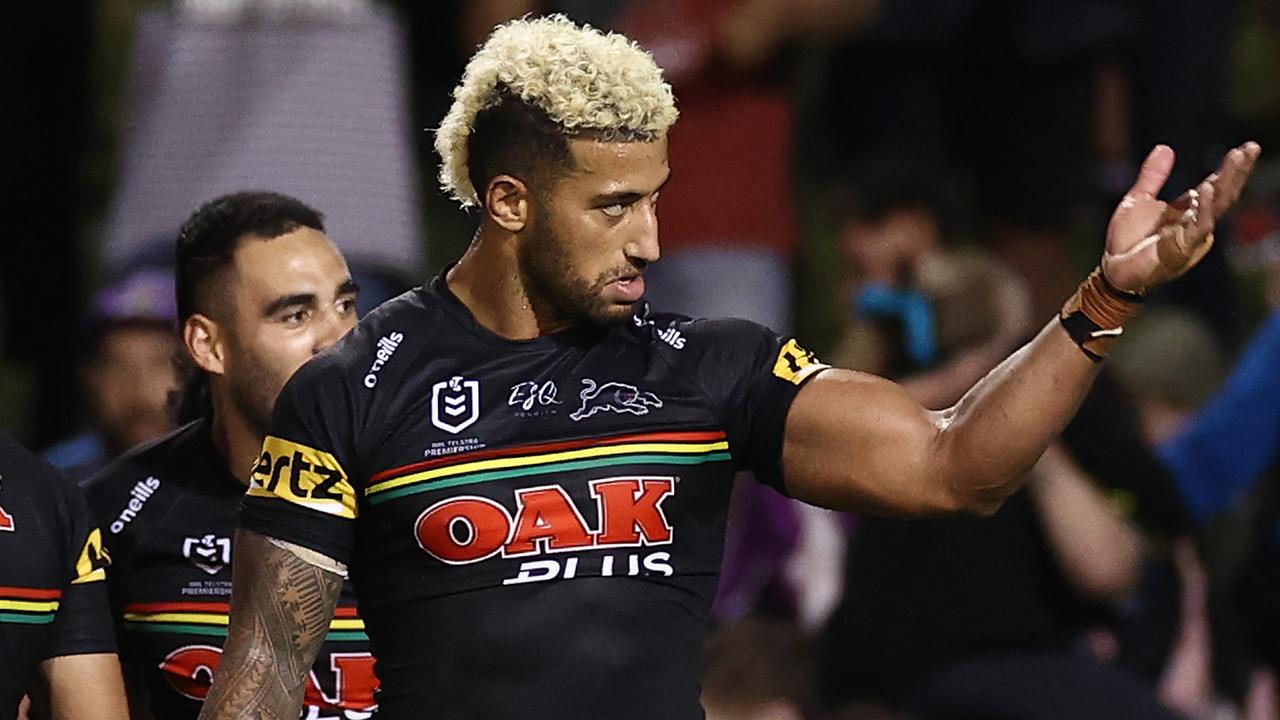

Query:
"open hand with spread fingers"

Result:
[[1102, 142, 1261, 295]]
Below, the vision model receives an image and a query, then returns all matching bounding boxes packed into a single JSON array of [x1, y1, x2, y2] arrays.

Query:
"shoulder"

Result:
[[630, 303, 781, 363], [0, 432, 91, 534], [83, 421, 204, 532], [290, 287, 434, 395]]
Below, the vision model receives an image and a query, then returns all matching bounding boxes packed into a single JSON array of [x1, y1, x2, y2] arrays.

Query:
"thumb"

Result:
[[1130, 145, 1176, 199]]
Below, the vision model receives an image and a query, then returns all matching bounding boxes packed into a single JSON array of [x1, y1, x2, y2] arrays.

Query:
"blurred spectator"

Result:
[[1110, 308, 1231, 448], [701, 616, 817, 720], [1112, 304, 1280, 718], [42, 265, 179, 481], [815, 163, 1187, 719], [799, 0, 1138, 322], [829, 160, 1030, 406]]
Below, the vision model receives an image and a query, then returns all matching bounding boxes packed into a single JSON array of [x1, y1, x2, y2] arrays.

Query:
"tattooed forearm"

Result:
[[197, 529, 343, 720]]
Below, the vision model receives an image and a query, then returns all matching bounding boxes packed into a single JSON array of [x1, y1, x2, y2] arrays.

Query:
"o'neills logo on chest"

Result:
[[110, 476, 162, 534], [414, 477, 675, 570]]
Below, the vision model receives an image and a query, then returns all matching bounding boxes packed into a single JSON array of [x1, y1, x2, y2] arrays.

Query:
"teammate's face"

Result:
[[520, 136, 669, 326], [219, 228, 358, 434], [86, 324, 180, 452]]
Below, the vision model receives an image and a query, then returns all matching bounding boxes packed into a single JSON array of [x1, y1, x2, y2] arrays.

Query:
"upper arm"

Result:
[[40, 653, 128, 720], [241, 356, 361, 564], [781, 368, 960, 515], [198, 530, 343, 720]]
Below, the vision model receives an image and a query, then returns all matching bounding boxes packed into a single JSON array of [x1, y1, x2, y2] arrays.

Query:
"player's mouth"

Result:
[[605, 274, 646, 303]]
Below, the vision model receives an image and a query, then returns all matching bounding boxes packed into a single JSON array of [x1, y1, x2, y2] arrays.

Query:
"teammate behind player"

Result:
[[84, 192, 376, 718], [0, 432, 127, 720], [201, 16, 1261, 720]]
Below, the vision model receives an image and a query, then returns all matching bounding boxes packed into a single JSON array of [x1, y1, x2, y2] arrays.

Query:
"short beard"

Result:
[[226, 355, 281, 439], [518, 213, 633, 328]]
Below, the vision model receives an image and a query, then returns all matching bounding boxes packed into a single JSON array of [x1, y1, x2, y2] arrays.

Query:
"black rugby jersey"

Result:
[[241, 274, 829, 719], [0, 432, 115, 719], [84, 419, 378, 719]]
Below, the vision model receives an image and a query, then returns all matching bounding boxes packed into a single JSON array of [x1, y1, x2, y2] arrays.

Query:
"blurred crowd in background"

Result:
[[5, 0, 1280, 718]]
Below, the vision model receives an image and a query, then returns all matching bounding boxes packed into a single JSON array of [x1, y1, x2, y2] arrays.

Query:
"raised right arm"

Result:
[[197, 530, 342, 720]]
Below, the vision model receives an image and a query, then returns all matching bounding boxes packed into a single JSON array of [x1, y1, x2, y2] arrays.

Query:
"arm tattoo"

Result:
[[197, 530, 343, 719]]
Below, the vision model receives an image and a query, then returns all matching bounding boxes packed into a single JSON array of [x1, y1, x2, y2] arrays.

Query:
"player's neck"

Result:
[[447, 230, 573, 339], [208, 395, 262, 487]]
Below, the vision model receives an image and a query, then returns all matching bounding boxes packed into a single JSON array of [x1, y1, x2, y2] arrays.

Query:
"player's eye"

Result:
[[337, 297, 358, 315], [281, 308, 310, 325], [601, 203, 627, 218]]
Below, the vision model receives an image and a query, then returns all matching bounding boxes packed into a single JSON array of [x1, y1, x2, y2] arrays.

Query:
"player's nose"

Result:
[[625, 201, 660, 266], [312, 309, 350, 355]]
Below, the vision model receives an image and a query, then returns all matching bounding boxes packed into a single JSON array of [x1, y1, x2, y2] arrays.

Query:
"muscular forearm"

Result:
[[931, 320, 1101, 513], [197, 530, 342, 720]]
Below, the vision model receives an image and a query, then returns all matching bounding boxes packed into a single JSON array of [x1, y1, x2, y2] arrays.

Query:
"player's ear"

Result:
[[484, 174, 530, 233], [183, 314, 226, 377]]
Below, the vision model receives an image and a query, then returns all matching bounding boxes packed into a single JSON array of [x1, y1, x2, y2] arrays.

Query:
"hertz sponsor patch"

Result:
[[73, 528, 110, 584], [772, 339, 830, 385], [248, 437, 357, 519]]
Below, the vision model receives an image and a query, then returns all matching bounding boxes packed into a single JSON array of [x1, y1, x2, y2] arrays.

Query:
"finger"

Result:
[[1195, 179, 1216, 238], [1211, 146, 1248, 217], [1212, 141, 1262, 217], [1130, 144, 1176, 199]]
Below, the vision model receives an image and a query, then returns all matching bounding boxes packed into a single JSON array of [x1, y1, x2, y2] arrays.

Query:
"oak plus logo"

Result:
[[161, 645, 378, 711], [431, 375, 481, 434], [414, 477, 678, 585], [182, 534, 231, 575]]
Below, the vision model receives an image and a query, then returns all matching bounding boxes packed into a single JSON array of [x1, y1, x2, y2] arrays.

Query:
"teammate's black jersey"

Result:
[[84, 419, 378, 719], [0, 432, 114, 719], [240, 275, 829, 719]]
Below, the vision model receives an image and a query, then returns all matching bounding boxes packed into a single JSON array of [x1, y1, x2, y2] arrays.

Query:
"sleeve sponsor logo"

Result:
[[0, 476, 13, 532], [247, 437, 357, 519], [73, 527, 110, 584], [772, 339, 830, 385]]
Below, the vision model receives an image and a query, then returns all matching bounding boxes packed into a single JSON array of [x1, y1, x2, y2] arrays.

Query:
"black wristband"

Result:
[[1059, 311, 1114, 363]]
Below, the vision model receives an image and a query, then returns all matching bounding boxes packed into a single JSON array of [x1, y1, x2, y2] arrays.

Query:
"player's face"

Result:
[[220, 228, 358, 433], [521, 136, 669, 326]]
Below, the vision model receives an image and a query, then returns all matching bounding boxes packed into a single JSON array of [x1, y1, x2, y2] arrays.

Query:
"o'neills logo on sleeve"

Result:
[[363, 331, 405, 388], [110, 476, 162, 534]]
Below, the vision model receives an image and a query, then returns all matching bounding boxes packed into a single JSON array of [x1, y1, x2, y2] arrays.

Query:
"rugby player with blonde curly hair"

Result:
[[200, 15, 1259, 720]]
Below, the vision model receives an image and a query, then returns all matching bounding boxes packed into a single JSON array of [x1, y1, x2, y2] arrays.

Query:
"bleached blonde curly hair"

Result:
[[434, 14, 679, 208]]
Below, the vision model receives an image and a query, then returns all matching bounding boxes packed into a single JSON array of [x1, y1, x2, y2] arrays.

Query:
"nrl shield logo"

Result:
[[182, 534, 231, 575], [570, 379, 663, 421], [432, 375, 481, 434]]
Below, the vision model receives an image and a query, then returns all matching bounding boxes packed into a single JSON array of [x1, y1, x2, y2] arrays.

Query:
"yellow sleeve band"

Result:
[[248, 436, 358, 520], [772, 339, 830, 385], [72, 528, 110, 584]]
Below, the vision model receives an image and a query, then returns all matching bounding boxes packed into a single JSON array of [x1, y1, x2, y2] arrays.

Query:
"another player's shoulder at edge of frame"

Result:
[[290, 285, 435, 395], [81, 420, 205, 532]]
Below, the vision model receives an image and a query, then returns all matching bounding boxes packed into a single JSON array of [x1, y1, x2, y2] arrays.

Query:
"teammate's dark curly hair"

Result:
[[171, 191, 325, 423]]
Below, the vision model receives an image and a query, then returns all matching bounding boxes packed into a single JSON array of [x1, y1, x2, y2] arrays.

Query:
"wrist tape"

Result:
[[1058, 267, 1143, 362]]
